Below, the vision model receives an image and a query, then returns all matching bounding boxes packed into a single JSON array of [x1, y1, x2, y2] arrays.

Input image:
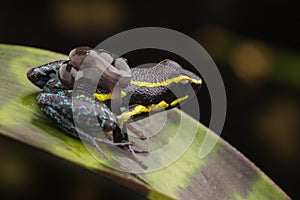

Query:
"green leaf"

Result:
[[0, 44, 290, 199]]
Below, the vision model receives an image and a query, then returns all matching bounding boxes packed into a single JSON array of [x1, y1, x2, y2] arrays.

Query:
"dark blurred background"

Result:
[[1, 0, 299, 199]]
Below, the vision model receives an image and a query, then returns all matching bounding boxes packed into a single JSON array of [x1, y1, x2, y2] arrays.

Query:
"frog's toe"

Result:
[[129, 145, 148, 154], [127, 124, 147, 140], [132, 148, 148, 154]]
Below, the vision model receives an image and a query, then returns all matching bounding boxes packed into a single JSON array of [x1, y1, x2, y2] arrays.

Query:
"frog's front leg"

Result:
[[116, 102, 169, 140]]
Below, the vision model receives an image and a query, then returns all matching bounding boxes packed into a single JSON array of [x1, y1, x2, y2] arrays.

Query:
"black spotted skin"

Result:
[[122, 60, 201, 106]]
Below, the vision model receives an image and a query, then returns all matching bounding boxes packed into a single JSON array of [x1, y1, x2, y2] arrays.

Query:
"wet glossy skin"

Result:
[[27, 47, 202, 159], [27, 47, 138, 155]]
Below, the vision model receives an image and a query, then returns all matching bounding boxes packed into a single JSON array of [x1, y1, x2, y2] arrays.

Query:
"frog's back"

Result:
[[130, 59, 195, 83], [123, 59, 201, 106]]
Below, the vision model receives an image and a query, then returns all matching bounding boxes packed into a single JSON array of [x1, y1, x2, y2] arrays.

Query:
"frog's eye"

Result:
[[58, 62, 78, 86]]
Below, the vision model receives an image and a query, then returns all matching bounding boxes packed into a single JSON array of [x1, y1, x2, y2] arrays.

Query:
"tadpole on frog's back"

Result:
[[26, 47, 147, 160]]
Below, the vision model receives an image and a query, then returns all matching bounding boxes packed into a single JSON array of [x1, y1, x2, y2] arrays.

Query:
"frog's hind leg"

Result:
[[37, 93, 140, 159], [111, 125, 146, 152], [113, 125, 148, 168], [37, 93, 109, 158], [117, 104, 149, 140], [127, 145, 148, 169], [37, 93, 78, 138], [127, 123, 147, 140], [38, 93, 147, 168]]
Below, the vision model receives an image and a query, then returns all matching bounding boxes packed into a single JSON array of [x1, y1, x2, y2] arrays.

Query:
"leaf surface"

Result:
[[0, 44, 290, 199]]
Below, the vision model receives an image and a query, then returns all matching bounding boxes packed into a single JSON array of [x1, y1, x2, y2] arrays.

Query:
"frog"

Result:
[[27, 46, 202, 166]]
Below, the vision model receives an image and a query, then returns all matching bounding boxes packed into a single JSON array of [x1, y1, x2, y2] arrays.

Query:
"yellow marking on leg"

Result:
[[118, 105, 150, 126], [117, 100, 170, 126], [94, 93, 112, 101], [150, 101, 169, 111], [170, 95, 189, 107]]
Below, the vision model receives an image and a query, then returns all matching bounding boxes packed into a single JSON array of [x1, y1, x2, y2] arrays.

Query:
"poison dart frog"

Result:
[[27, 47, 202, 166]]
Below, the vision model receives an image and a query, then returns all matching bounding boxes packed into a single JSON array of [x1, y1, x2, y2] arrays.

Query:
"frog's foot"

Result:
[[90, 137, 134, 159], [93, 137, 134, 147], [127, 124, 147, 140], [131, 146, 148, 154], [91, 138, 108, 159], [126, 145, 148, 169], [103, 132, 113, 141], [94, 138, 148, 169]]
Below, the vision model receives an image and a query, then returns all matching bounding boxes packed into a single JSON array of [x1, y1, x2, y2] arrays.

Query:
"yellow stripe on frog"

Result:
[[117, 100, 169, 126], [170, 95, 189, 106], [130, 75, 202, 88], [94, 91, 127, 101]]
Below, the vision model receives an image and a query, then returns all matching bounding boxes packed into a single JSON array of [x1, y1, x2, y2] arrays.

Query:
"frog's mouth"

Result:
[[178, 69, 202, 96], [166, 74, 202, 103], [185, 76, 202, 92]]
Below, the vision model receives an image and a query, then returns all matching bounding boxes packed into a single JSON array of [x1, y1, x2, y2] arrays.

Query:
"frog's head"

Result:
[[127, 59, 202, 107], [59, 47, 132, 89], [151, 59, 202, 98], [163, 59, 202, 102]]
